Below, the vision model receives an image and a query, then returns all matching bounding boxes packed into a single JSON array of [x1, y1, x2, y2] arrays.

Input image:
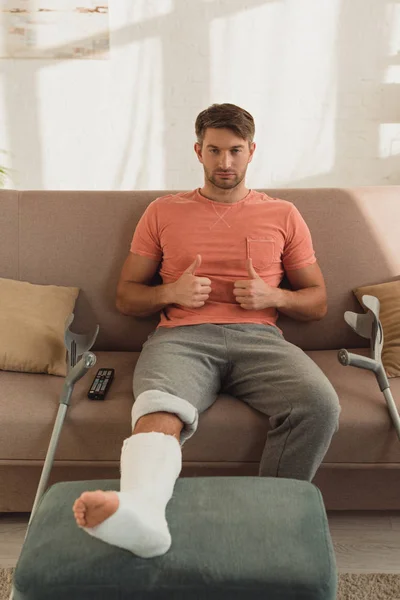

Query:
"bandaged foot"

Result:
[[73, 489, 172, 557], [72, 432, 182, 558]]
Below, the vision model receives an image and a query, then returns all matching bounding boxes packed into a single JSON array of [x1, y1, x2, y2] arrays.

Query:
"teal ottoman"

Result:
[[12, 477, 337, 599]]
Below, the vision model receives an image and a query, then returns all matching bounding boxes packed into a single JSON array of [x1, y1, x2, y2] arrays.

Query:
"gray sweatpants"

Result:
[[132, 323, 341, 482]]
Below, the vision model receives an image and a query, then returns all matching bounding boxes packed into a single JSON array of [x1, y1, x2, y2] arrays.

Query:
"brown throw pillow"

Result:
[[353, 280, 400, 378], [0, 278, 80, 377]]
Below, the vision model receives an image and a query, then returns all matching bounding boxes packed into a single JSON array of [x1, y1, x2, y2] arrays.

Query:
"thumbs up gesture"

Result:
[[233, 258, 281, 310], [184, 254, 202, 276], [171, 254, 212, 308]]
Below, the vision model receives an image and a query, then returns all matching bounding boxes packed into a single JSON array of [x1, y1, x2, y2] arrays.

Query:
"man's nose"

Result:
[[219, 152, 232, 170]]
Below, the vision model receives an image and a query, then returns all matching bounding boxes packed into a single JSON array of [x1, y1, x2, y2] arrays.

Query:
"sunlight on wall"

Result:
[[385, 2, 400, 59], [210, 0, 340, 187], [380, 4, 400, 161], [110, 38, 165, 189], [37, 59, 112, 189], [108, 3, 166, 189], [383, 3, 400, 84], [379, 124, 400, 158], [384, 65, 400, 83], [0, 72, 12, 186], [0, 74, 7, 148], [36, 2, 166, 190], [128, 0, 173, 24]]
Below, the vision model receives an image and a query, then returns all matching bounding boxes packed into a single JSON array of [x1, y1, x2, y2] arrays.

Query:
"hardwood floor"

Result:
[[1, 511, 400, 573]]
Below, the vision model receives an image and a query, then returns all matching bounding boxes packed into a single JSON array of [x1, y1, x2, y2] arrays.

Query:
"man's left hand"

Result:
[[233, 258, 282, 310]]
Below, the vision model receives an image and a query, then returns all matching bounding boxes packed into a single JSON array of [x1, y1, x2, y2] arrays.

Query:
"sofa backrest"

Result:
[[1, 188, 399, 352]]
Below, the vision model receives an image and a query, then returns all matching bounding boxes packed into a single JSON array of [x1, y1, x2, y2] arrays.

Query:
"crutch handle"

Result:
[[60, 351, 97, 406], [338, 349, 389, 391], [65, 351, 96, 385], [338, 349, 377, 370]]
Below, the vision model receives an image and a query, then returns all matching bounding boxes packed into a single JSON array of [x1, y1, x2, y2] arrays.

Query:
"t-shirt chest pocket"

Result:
[[246, 237, 277, 271]]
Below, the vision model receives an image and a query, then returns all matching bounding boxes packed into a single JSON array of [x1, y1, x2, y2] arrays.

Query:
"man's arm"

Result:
[[116, 252, 175, 317], [116, 252, 212, 317], [276, 262, 328, 322]]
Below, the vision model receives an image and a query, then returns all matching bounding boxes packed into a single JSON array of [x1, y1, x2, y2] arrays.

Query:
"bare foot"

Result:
[[72, 490, 120, 528]]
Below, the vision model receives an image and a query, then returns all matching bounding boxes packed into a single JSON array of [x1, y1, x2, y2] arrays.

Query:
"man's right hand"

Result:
[[170, 254, 212, 308]]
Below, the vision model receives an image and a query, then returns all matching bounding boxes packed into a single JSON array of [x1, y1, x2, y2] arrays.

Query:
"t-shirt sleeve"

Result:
[[130, 200, 162, 261], [283, 205, 317, 271]]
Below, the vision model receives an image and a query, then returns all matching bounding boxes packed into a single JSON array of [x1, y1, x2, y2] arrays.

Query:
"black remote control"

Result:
[[88, 368, 114, 400]]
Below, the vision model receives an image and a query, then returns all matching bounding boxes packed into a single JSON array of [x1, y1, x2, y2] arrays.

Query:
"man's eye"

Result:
[[209, 148, 241, 154]]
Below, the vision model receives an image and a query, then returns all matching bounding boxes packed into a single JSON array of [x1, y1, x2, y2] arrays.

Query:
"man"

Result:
[[73, 103, 341, 559]]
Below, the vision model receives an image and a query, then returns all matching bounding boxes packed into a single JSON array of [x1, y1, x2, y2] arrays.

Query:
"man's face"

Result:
[[194, 128, 256, 190]]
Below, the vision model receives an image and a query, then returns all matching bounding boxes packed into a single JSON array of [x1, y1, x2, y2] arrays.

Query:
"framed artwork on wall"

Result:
[[0, 1, 109, 59]]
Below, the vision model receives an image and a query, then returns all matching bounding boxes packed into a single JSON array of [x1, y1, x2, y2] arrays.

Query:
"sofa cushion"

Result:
[[353, 280, 400, 378], [0, 350, 399, 465], [0, 278, 79, 377]]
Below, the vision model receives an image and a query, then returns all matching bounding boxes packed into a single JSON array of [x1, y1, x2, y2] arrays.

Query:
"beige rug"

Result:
[[1, 568, 399, 599]]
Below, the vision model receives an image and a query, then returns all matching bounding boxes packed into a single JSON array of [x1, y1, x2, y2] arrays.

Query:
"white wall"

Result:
[[1, 0, 399, 190]]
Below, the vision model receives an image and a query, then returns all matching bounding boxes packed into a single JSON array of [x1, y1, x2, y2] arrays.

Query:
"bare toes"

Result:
[[74, 498, 86, 510], [72, 498, 87, 525]]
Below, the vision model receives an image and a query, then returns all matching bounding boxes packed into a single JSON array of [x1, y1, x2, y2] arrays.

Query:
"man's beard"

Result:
[[205, 168, 245, 190]]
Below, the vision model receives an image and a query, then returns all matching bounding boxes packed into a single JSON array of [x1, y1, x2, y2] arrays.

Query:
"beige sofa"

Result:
[[0, 188, 399, 512]]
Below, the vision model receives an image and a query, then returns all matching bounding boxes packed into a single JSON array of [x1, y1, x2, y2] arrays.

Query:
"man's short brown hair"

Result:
[[195, 103, 255, 146]]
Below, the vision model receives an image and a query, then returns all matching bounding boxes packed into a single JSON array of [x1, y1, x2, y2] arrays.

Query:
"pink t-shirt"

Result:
[[130, 189, 317, 333]]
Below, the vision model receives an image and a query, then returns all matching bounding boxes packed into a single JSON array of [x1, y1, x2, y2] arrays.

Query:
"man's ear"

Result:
[[248, 142, 256, 163], [194, 142, 203, 163]]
